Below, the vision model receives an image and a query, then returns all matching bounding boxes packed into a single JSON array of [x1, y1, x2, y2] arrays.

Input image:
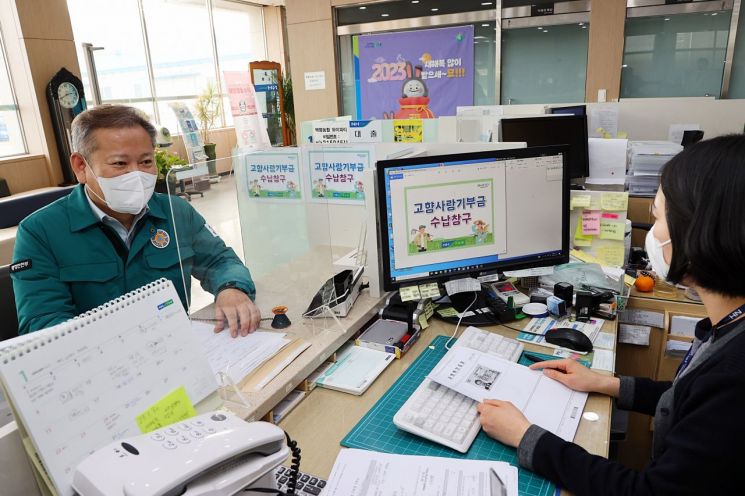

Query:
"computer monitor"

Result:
[[500, 115, 589, 179], [376, 146, 570, 291], [549, 105, 586, 116]]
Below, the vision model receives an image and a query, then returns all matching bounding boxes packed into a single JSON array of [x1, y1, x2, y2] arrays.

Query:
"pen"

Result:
[[523, 353, 548, 363], [490, 467, 507, 496]]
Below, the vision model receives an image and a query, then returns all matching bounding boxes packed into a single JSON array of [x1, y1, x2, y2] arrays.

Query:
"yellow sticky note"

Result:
[[574, 222, 593, 247], [418, 282, 441, 300], [570, 194, 592, 210], [599, 220, 625, 240], [418, 313, 430, 330], [399, 285, 421, 302], [600, 192, 628, 211], [436, 307, 459, 318], [596, 244, 625, 267], [617, 131, 628, 139], [136, 386, 196, 434], [423, 299, 435, 319]]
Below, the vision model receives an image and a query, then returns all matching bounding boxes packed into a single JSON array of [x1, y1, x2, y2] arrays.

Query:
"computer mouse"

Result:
[[544, 327, 594, 353]]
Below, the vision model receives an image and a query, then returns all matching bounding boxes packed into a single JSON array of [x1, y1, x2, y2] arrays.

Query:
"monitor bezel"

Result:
[[499, 115, 590, 179], [375, 145, 570, 292]]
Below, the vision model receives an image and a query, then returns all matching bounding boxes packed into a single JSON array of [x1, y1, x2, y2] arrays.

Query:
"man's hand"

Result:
[[214, 289, 261, 337], [477, 400, 531, 448]]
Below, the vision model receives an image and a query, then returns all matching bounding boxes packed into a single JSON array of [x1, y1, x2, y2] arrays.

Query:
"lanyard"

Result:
[[677, 302, 745, 377]]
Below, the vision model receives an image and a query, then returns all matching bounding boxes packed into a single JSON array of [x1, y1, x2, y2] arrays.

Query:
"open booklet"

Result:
[[428, 347, 587, 441]]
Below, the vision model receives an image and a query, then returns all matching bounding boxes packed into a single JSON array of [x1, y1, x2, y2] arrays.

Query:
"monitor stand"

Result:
[[437, 285, 517, 327]]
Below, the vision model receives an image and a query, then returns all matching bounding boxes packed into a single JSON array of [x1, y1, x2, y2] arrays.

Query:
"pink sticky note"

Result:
[[602, 212, 620, 220], [582, 210, 601, 235]]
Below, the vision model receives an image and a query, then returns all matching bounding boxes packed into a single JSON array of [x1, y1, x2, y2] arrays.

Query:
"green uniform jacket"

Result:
[[11, 185, 255, 334]]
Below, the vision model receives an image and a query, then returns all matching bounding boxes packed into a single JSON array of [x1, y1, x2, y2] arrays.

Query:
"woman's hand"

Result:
[[530, 359, 620, 397], [477, 400, 531, 447]]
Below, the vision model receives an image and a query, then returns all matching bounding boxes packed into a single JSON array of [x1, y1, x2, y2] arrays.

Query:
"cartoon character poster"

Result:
[[405, 179, 494, 255], [306, 147, 371, 205], [243, 150, 302, 201], [356, 25, 474, 120]]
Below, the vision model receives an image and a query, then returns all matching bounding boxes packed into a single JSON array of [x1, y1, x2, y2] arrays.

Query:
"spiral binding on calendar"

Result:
[[0, 278, 171, 364]]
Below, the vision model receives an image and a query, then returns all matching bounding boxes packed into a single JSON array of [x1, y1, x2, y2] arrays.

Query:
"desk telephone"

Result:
[[73, 411, 299, 496]]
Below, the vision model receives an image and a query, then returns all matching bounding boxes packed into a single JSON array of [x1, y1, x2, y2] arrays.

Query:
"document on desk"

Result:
[[325, 448, 518, 496], [428, 347, 587, 441], [191, 321, 290, 384]]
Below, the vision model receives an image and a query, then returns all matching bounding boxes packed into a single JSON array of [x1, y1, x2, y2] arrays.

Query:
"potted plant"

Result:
[[281, 75, 296, 145], [194, 81, 222, 176], [155, 149, 187, 194]]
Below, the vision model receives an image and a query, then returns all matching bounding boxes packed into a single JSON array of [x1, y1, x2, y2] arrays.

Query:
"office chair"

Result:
[[0, 264, 19, 341]]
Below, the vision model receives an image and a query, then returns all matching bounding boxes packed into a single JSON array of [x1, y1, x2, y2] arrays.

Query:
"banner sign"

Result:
[[356, 25, 474, 120], [223, 71, 271, 149]]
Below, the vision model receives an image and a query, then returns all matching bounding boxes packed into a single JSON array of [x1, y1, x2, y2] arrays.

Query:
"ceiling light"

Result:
[[578, 23, 584, 26], [481, 2, 493, 5], [582, 25, 587, 28], [622, 64, 628, 68], [411, 0, 419, 3], [381, 13, 389, 17], [359, 5, 366, 9], [482, 23, 489, 27], [664, 17, 670, 21], [712, 12, 718, 15], [431, 7, 439, 11]]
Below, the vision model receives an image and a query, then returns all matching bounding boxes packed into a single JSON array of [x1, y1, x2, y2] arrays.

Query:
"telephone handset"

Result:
[[73, 411, 290, 496]]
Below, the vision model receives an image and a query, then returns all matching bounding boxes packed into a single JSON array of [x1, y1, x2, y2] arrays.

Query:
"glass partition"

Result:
[[727, 8, 745, 99], [621, 10, 731, 98], [501, 22, 589, 104]]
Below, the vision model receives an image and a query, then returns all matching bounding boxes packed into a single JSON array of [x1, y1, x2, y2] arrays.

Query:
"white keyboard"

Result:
[[393, 326, 524, 453]]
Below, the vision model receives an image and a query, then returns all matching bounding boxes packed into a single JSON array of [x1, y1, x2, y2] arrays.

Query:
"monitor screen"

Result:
[[376, 146, 569, 291], [549, 105, 586, 116], [500, 115, 589, 179]]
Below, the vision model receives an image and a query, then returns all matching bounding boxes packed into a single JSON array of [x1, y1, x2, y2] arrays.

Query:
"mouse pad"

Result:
[[340, 335, 557, 496]]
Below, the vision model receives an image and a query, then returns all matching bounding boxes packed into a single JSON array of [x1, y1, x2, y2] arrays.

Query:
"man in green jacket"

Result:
[[11, 105, 259, 336]]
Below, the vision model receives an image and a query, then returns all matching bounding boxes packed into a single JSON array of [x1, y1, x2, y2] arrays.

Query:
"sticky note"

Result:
[[600, 192, 628, 211], [601, 212, 620, 220], [617, 131, 628, 139], [599, 220, 625, 240], [581, 210, 601, 235], [574, 222, 593, 247], [418, 282, 441, 300], [596, 244, 625, 267], [418, 313, 429, 330], [423, 300, 435, 319], [436, 307, 459, 318], [136, 386, 196, 434], [570, 194, 592, 210], [399, 285, 421, 302]]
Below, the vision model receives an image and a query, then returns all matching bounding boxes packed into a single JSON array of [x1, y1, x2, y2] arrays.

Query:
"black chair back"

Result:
[[0, 264, 19, 340]]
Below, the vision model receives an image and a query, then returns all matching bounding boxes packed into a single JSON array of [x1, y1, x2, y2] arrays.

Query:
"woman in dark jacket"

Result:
[[477, 135, 745, 495]]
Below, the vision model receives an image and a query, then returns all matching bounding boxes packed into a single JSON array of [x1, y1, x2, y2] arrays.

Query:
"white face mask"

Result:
[[85, 160, 156, 215], [645, 229, 672, 280]]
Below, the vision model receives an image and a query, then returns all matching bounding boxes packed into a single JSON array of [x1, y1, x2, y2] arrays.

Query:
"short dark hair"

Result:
[[71, 104, 156, 157], [661, 134, 745, 296]]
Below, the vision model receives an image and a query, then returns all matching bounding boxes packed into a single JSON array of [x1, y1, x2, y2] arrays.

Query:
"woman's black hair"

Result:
[[660, 134, 745, 296]]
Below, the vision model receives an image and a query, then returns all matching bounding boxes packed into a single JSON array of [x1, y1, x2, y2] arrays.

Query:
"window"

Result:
[[501, 23, 589, 105], [0, 31, 26, 158], [67, 0, 266, 133], [213, 0, 266, 126], [621, 11, 731, 98], [67, 0, 154, 118], [727, 9, 745, 98]]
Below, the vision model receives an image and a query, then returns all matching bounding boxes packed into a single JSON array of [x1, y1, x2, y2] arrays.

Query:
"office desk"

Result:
[[192, 246, 387, 423], [278, 317, 617, 485]]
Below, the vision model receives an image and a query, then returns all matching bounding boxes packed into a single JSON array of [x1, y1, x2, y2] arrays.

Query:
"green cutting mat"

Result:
[[340, 335, 558, 496]]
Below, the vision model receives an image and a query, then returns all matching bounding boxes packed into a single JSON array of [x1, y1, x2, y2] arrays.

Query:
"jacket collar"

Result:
[[68, 185, 168, 232]]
